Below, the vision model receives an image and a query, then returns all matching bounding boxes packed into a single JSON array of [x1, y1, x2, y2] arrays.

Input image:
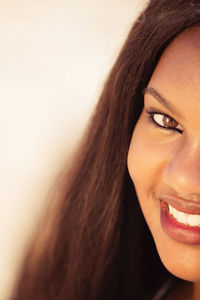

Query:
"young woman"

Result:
[[11, 1, 200, 299]]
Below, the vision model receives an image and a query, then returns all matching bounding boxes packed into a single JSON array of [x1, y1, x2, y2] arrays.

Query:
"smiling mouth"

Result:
[[160, 200, 200, 245]]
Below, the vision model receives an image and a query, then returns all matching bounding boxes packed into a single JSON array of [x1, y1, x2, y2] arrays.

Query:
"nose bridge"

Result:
[[162, 137, 200, 195]]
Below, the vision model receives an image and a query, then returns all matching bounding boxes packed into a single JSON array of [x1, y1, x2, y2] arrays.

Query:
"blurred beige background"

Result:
[[0, 0, 147, 299]]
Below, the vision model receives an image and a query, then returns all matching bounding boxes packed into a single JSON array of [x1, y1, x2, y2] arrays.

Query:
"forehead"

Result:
[[148, 27, 200, 109]]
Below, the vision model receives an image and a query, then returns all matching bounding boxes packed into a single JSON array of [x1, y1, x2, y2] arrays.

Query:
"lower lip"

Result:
[[160, 200, 200, 245]]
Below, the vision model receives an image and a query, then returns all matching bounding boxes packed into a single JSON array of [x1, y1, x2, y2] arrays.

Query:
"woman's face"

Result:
[[127, 27, 200, 282]]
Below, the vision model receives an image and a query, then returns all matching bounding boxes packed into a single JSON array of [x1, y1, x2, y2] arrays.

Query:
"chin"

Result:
[[161, 260, 200, 283], [153, 232, 200, 283]]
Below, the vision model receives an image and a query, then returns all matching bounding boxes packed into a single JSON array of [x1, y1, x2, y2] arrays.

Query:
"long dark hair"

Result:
[[11, 1, 200, 299]]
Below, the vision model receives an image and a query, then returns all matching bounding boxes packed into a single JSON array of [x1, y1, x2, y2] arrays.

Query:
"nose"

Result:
[[162, 140, 200, 198]]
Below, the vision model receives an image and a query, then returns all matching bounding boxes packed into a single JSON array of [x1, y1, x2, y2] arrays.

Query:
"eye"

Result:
[[147, 110, 183, 133]]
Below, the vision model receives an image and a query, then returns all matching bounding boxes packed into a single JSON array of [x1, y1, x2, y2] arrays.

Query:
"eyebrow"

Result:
[[143, 87, 184, 119]]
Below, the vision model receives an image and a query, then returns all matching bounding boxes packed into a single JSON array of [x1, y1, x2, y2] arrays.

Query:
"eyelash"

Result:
[[146, 109, 183, 134]]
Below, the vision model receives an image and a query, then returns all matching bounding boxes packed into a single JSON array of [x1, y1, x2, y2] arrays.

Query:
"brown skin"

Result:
[[127, 27, 200, 299]]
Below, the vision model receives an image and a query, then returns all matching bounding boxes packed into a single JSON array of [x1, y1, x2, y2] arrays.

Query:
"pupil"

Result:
[[163, 116, 177, 127]]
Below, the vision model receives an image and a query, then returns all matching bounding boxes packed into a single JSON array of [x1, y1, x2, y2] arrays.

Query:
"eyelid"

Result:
[[146, 109, 183, 134]]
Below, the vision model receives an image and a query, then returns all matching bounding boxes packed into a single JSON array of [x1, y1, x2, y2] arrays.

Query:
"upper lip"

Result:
[[159, 194, 200, 215]]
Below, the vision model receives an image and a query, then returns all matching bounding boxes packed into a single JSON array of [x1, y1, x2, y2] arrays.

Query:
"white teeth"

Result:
[[168, 204, 200, 227]]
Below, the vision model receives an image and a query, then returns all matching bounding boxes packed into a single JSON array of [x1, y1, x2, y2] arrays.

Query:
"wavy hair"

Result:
[[11, 1, 200, 299]]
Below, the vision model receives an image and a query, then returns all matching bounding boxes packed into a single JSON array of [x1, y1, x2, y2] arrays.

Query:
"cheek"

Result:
[[127, 115, 164, 229], [127, 112, 176, 239], [127, 115, 166, 195]]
